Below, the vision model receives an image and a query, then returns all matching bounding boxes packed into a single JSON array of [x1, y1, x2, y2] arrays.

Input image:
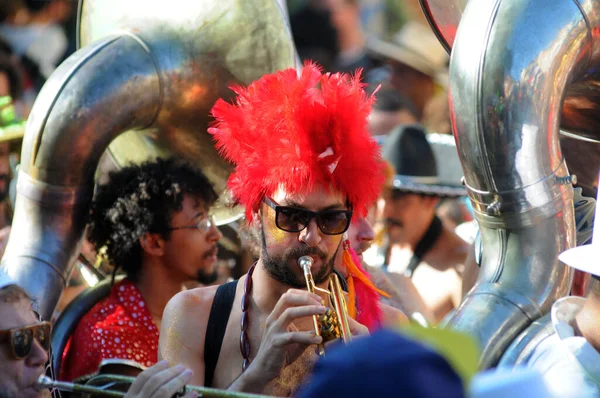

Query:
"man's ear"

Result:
[[140, 233, 165, 257], [252, 205, 262, 225]]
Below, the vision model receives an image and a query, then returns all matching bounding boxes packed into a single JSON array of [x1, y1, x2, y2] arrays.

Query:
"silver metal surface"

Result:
[[2, 0, 296, 319], [446, 0, 600, 368], [298, 255, 314, 274], [418, 0, 468, 53], [497, 313, 555, 367]]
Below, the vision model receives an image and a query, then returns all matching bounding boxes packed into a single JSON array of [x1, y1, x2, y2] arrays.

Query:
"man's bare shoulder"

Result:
[[159, 284, 222, 365], [164, 284, 220, 326], [380, 302, 408, 326]]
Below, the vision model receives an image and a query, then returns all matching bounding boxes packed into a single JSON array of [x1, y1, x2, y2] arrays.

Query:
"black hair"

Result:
[[87, 158, 218, 282], [290, 5, 339, 71]]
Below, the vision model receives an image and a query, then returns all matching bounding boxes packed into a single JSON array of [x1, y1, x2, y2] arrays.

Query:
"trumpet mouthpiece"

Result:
[[36, 375, 53, 390], [298, 255, 314, 272]]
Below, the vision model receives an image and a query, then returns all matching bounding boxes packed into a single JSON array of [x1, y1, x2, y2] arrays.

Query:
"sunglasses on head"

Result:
[[0, 322, 51, 359], [263, 197, 353, 236]]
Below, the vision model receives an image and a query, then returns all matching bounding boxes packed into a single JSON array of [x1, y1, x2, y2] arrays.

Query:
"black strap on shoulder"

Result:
[[204, 280, 238, 387], [405, 215, 443, 277]]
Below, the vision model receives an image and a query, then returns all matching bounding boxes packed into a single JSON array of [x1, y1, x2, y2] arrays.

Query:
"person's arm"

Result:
[[366, 265, 434, 324], [158, 287, 218, 386], [380, 302, 408, 326], [228, 289, 326, 393]]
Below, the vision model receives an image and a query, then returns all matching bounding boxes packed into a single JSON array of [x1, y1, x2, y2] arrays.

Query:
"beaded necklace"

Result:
[[240, 261, 257, 371]]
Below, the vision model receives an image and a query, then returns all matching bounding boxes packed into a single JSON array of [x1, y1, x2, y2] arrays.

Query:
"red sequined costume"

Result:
[[60, 279, 159, 381]]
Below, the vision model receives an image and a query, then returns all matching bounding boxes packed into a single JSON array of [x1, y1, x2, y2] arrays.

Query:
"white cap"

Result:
[[469, 368, 554, 398], [558, 171, 600, 277]]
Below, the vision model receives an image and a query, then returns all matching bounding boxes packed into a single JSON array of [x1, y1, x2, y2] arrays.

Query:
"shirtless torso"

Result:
[[159, 261, 336, 395], [386, 226, 468, 322], [159, 260, 405, 395]]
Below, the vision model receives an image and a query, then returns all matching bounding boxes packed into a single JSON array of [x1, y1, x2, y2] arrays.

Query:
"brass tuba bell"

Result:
[[298, 255, 352, 355]]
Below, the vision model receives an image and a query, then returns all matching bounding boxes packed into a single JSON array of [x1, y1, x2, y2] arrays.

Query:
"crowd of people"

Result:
[[0, 0, 599, 397]]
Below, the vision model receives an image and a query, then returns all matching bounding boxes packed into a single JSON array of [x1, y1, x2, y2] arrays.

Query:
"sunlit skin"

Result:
[[378, 192, 438, 248], [160, 196, 223, 283], [346, 209, 377, 260], [258, 186, 346, 289], [137, 195, 222, 330], [0, 299, 49, 398]]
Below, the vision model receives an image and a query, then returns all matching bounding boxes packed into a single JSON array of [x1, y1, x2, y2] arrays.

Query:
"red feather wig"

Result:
[[209, 63, 384, 220]]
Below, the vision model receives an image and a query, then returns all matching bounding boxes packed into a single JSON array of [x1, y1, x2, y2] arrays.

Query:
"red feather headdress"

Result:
[[209, 62, 384, 220]]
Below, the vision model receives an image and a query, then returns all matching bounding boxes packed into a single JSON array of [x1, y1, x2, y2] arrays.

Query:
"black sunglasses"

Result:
[[263, 197, 352, 236], [0, 322, 51, 359]]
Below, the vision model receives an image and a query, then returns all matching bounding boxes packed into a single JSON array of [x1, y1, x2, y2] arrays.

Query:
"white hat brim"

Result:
[[558, 244, 600, 277], [0, 269, 15, 290], [366, 37, 449, 87]]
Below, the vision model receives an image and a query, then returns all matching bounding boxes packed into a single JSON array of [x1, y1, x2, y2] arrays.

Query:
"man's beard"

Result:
[[196, 267, 218, 285], [260, 226, 340, 288]]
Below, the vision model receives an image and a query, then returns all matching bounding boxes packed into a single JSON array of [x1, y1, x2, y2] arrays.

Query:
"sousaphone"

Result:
[[420, 0, 600, 368], [1, 0, 296, 319]]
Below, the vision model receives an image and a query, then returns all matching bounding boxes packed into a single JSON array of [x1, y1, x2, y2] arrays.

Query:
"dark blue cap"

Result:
[[296, 329, 465, 398]]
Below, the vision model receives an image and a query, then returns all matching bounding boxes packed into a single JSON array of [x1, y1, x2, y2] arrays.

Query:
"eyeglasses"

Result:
[[263, 197, 352, 236], [169, 215, 216, 234], [0, 322, 51, 359]]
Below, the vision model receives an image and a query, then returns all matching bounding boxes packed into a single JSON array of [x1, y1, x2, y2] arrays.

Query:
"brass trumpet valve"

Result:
[[318, 308, 342, 342]]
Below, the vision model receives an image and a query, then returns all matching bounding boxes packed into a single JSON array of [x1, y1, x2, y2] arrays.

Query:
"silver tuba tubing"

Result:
[[446, 0, 600, 368], [1, 0, 296, 320], [2, 35, 161, 319]]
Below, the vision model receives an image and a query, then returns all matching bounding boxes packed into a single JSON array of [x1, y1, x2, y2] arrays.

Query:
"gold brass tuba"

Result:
[[298, 255, 352, 355], [1, 0, 297, 320], [420, 0, 600, 368]]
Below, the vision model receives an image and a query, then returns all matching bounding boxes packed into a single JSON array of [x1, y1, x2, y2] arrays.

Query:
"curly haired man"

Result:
[[60, 158, 222, 381]]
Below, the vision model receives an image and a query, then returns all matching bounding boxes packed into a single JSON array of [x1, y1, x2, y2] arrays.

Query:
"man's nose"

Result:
[[299, 219, 321, 247], [207, 224, 223, 242], [25, 339, 48, 368], [357, 217, 375, 242]]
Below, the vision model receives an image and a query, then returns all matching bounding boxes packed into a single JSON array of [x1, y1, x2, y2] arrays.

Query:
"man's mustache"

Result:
[[202, 245, 219, 259], [284, 246, 327, 262]]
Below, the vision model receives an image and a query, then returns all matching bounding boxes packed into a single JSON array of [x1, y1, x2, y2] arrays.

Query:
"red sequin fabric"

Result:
[[60, 279, 159, 381]]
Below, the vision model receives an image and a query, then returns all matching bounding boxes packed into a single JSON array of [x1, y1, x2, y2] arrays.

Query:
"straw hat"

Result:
[[366, 21, 449, 86]]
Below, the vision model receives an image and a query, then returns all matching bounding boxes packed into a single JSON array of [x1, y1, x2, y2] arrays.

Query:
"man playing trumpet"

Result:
[[159, 63, 406, 396]]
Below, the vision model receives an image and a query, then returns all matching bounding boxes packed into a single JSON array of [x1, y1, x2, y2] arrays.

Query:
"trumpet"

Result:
[[37, 375, 268, 398], [297, 256, 352, 356]]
